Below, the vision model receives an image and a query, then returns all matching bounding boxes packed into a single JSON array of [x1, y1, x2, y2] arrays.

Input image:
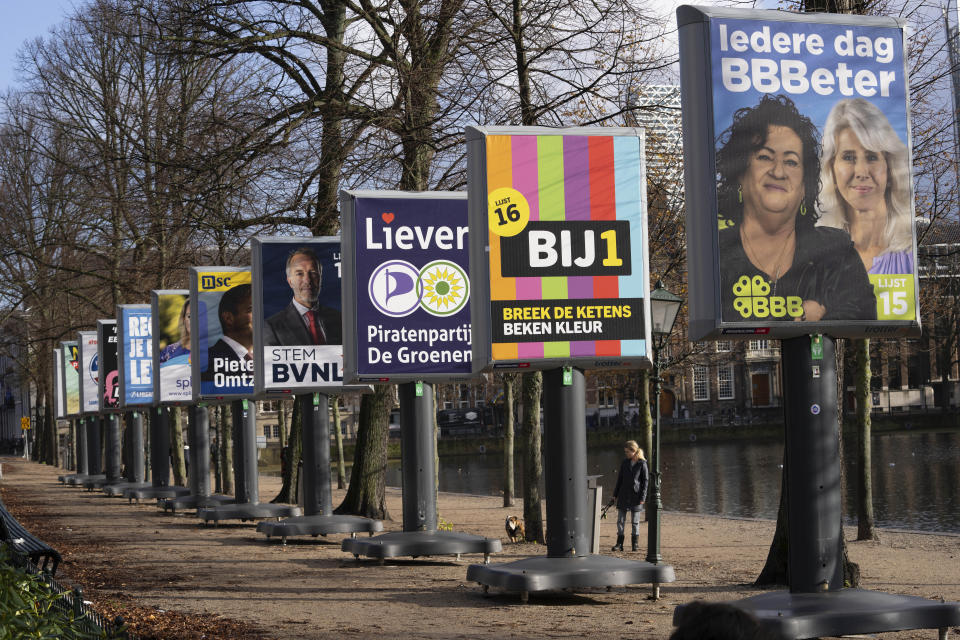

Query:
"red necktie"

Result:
[[305, 310, 326, 345]]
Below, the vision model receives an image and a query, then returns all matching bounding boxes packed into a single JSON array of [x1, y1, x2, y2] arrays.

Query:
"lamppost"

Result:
[[646, 280, 682, 599]]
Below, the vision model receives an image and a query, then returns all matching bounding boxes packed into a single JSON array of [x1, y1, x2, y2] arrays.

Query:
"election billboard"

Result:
[[340, 191, 476, 383], [190, 267, 253, 400], [152, 290, 192, 404], [97, 320, 121, 413], [678, 5, 920, 340], [117, 305, 154, 406], [465, 127, 652, 372], [53, 349, 65, 419], [254, 237, 360, 393], [61, 341, 80, 416], [78, 331, 99, 414]]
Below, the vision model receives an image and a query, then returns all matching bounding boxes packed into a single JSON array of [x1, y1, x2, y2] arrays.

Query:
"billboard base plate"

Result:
[[123, 485, 191, 502], [258, 514, 383, 544], [78, 475, 107, 490], [466, 554, 674, 600], [342, 530, 501, 561], [683, 589, 960, 640], [162, 494, 235, 513], [102, 482, 151, 497], [197, 502, 301, 523]]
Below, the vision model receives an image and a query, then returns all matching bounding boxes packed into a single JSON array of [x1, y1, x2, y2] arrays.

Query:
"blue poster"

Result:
[[121, 306, 153, 405], [706, 14, 917, 327], [352, 196, 472, 378]]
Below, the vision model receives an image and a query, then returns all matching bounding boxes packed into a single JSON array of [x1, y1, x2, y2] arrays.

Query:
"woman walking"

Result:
[[611, 440, 648, 552]]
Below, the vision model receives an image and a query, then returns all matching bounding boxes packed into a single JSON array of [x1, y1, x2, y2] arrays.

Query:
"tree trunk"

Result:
[[503, 374, 516, 507], [854, 338, 878, 540], [273, 398, 302, 504], [755, 463, 789, 585], [221, 403, 234, 496], [212, 406, 222, 494], [278, 400, 287, 451], [170, 407, 187, 486], [332, 396, 346, 490], [336, 384, 393, 520], [521, 371, 545, 543]]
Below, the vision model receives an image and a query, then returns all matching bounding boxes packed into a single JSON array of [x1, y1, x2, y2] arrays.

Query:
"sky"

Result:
[[2, 0, 720, 94], [0, 0, 73, 92]]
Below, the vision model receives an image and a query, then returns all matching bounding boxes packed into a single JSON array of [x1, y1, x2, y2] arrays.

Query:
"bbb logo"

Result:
[[201, 275, 232, 290]]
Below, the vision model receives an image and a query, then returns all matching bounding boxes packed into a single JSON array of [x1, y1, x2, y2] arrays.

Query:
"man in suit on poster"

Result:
[[264, 248, 342, 346], [201, 283, 254, 384]]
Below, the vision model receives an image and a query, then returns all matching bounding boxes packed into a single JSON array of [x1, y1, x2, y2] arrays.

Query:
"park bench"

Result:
[[0, 497, 61, 575]]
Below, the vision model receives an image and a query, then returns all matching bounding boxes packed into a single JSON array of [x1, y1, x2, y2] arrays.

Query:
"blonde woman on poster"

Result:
[[817, 98, 914, 275]]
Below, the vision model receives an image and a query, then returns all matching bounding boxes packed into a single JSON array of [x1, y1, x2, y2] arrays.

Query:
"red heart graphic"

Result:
[[381, 212, 395, 224]]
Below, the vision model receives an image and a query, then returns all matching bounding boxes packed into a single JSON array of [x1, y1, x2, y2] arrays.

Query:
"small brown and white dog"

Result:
[[505, 516, 525, 543]]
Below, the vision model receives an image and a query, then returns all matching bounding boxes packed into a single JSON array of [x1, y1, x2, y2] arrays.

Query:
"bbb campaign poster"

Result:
[[61, 341, 80, 416], [97, 320, 120, 412], [254, 238, 346, 393], [78, 331, 99, 414], [153, 291, 192, 403], [342, 192, 473, 382], [191, 268, 253, 399], [678, 7, 919, 338], [118, 305, 153, 406]]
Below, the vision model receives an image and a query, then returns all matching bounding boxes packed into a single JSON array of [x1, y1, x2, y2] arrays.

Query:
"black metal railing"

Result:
[[2, 543, 138, 639]]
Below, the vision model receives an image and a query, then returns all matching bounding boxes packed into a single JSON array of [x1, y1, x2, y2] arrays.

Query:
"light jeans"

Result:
[[617, 506, 643, 537]]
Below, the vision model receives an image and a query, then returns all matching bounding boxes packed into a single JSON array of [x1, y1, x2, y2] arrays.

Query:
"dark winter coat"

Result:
[[613, 457, 648, 510]]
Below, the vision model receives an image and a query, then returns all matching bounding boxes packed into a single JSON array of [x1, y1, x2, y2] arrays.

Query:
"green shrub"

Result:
[[0, 546, 109, 639]]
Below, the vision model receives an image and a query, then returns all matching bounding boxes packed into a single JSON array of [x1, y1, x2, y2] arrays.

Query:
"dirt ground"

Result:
[[1, 457, 958, 640]]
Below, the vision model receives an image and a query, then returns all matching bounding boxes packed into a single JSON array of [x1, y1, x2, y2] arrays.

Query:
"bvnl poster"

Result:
[[254, 237, 356, 393]]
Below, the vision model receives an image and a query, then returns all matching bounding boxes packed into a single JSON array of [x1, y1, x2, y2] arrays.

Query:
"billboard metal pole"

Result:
[[299, 393, 332, 517], [76, 419, 88, 476], [128, 412, 144, 483], [542, 368, 589, 558], [104, 414, 122, 484], [399, 382, 438, 532]]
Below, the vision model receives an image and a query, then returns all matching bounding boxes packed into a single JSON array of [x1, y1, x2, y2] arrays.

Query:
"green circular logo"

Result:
[[419, 260, 469, 316]]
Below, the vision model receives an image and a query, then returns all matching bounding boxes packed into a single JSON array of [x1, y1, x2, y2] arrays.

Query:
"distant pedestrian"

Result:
[[610, 440, 648, 552]]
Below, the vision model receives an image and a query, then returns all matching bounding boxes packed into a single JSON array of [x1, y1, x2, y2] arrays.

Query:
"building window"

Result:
[[598, 386, 615, 408], [273, 425, 281, 439], [258, 400, 279, 414], [693, 365, 709, 401], [718, 364, 735, 400], [749, 339, 770, 351], [264, 425, 271, 437], [716, 340, 732, 353]]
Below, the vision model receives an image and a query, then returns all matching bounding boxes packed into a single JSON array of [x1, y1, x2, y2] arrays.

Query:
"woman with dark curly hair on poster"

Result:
[[715, 94, 876, 323]]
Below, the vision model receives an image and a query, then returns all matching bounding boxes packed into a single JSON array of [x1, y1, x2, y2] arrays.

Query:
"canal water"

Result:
[[386, 429, 960, 534]]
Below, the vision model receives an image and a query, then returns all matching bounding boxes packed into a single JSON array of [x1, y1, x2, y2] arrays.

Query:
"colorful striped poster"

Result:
[[469, 128, 651, 370]]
